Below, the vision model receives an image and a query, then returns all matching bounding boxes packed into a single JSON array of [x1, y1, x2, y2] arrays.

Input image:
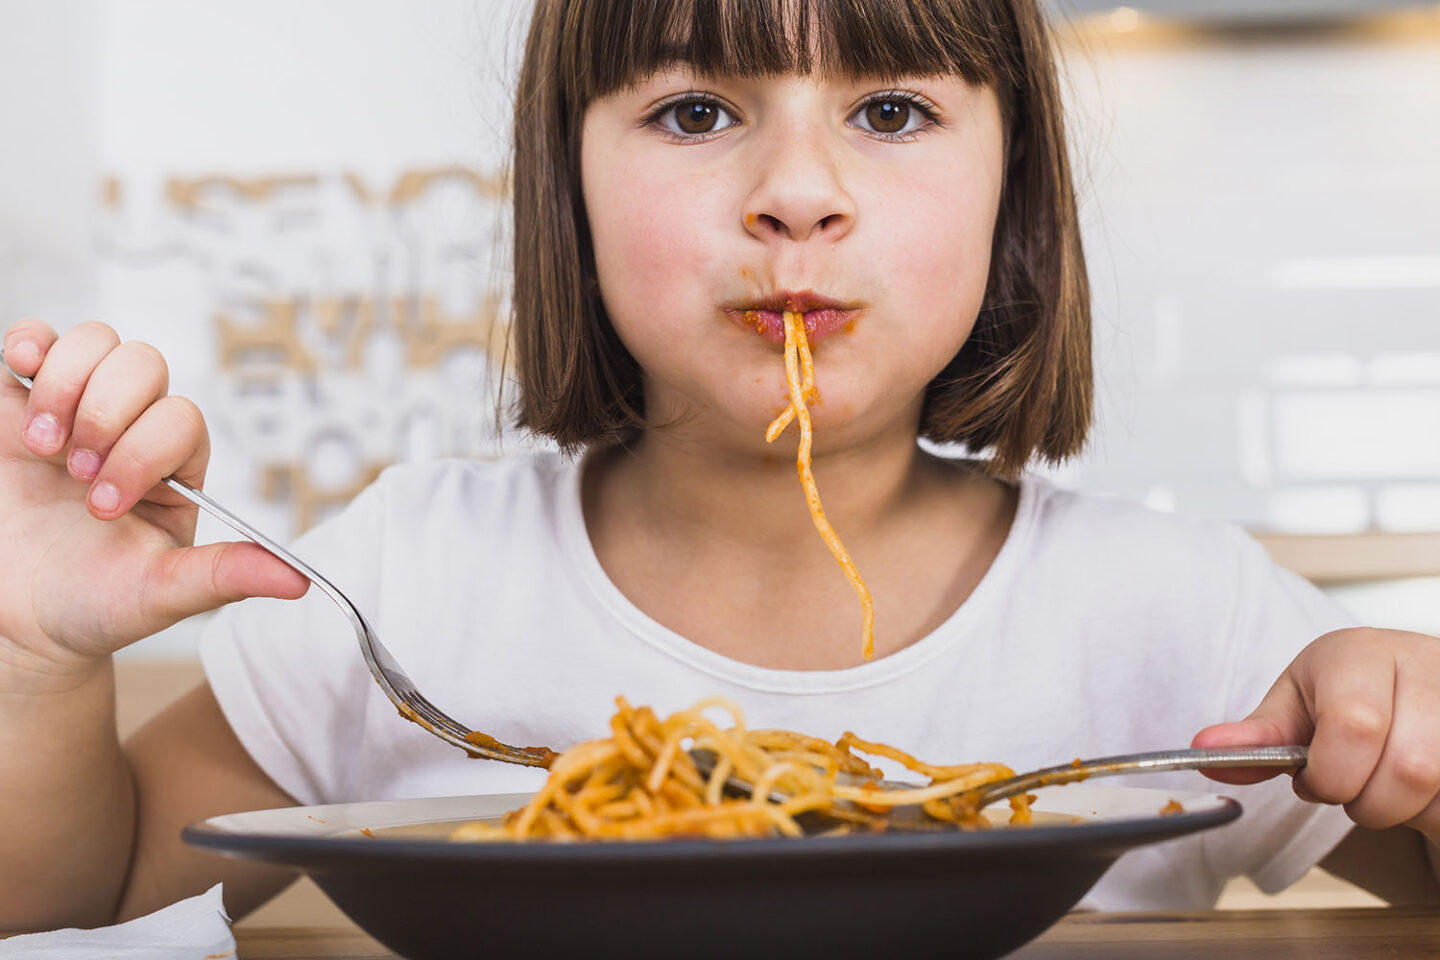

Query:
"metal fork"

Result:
[[3, 349, 553, 768], [957, 744, 1308, 809], [695, 744, 1308, 815]]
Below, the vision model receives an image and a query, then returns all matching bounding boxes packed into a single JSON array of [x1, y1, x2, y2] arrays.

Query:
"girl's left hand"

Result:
[[1193, 627, 1440, 843]]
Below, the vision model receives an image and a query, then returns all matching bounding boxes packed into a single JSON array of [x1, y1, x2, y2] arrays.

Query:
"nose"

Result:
[[742, 122, 856, 245]]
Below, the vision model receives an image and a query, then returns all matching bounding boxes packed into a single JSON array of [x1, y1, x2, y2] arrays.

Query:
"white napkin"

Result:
[[0, 884, 234, 959]]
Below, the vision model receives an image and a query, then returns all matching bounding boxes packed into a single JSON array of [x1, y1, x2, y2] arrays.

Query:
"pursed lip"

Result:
[[725, 289, 862, 345]]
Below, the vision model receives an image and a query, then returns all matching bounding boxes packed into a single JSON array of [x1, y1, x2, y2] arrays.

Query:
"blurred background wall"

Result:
[[0, 1, 100, 328], [1, 0, 1437, 661]]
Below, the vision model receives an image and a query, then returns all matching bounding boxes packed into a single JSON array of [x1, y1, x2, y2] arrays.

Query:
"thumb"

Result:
[[144, 540, 310, 627], [1191, 672, 1313, 785]]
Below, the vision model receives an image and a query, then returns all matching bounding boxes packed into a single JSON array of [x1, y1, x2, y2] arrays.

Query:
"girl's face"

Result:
[[581, 67, 1006, 453]]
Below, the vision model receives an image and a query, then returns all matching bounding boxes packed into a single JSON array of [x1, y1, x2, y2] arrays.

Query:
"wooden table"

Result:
[[232, 907, 1438, 958], [1012, 907, 1438, 959]]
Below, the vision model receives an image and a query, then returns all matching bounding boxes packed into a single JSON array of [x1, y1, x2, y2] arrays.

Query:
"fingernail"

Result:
[[89, 481, 120, 513], [7, 339, 40, 368], [69, 448, 102, 481], [24, 412, 62, 450]]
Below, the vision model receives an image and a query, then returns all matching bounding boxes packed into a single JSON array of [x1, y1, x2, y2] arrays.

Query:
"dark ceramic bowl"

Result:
[[185, 784, 1239, 959]]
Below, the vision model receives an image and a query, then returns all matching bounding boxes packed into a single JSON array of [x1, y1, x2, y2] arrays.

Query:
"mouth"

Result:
[[725, 290, 861, 345]]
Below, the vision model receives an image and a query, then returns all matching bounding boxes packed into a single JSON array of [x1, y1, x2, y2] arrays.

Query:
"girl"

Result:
[[2, 0, 1437, 930]]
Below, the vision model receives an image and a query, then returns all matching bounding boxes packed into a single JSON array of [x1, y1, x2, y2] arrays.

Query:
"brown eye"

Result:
[[865, 100, 910, 135], [676, 101, 719, 134], [653, 97, 738, 138]]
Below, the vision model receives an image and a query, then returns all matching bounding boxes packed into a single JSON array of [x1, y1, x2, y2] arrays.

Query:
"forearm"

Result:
[[0, 646, 136, 930]]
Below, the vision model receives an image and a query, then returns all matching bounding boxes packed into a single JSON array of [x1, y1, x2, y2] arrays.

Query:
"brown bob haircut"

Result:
[[511, 0, 1092, 477]]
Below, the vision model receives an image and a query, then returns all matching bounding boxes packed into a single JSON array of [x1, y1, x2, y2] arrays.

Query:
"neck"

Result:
[[580, 412, 1015, 668], [593, 419, 927, 558]]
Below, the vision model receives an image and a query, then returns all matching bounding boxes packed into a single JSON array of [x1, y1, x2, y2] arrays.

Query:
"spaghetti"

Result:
[[765, 309, 877, 660], [450, 697, 1031, 842]]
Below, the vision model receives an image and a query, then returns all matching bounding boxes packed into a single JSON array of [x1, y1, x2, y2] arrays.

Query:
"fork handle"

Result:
[[6, 348, 560, 768], [3, 349, 350, 607], [5, 347, 389, 704], [158, 475, 360, 611], [976, 745, 1309, 805]]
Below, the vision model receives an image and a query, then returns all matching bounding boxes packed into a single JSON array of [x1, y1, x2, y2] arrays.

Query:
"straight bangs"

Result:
[[559, 0, 1009, 106]]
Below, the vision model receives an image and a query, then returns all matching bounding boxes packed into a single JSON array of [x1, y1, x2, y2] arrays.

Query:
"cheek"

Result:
[[586, 169, 719, 332], [864, 174, 998, 365], [913, 171, 997, 292]]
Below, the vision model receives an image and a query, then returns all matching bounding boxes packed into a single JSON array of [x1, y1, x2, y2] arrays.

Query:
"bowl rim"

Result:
[[183, 784, 1243, 869]]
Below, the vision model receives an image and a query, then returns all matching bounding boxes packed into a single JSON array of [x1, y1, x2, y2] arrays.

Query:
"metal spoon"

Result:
[[3, 348, 553, 768]]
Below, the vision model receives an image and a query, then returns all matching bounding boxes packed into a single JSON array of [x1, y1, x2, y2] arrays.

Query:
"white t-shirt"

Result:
[[201, 450, 1356, 911]]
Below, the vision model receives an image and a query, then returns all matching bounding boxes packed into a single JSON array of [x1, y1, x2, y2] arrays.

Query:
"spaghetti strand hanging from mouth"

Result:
[[765, 310, 876, 660]]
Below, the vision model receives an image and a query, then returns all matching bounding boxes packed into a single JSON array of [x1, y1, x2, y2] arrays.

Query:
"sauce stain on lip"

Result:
[[741, 309, 767, 336], [728, 306, 858, 344]]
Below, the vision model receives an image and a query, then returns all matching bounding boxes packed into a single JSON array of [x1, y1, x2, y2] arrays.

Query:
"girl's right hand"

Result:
[[0, 319, 309, 680]]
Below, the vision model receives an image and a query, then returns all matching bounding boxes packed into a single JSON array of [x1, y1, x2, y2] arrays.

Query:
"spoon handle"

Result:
[[976, 745, 1309, 805]]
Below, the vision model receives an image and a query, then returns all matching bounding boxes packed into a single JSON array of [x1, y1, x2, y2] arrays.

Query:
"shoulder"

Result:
[[1019, 475, 1263, 589], [1014, 475, 1354, 646], [361, 445, 579, 526], [287, 446, 581, 565], [370, 444, 574, 502], [1015, 474, 1354, 687]]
